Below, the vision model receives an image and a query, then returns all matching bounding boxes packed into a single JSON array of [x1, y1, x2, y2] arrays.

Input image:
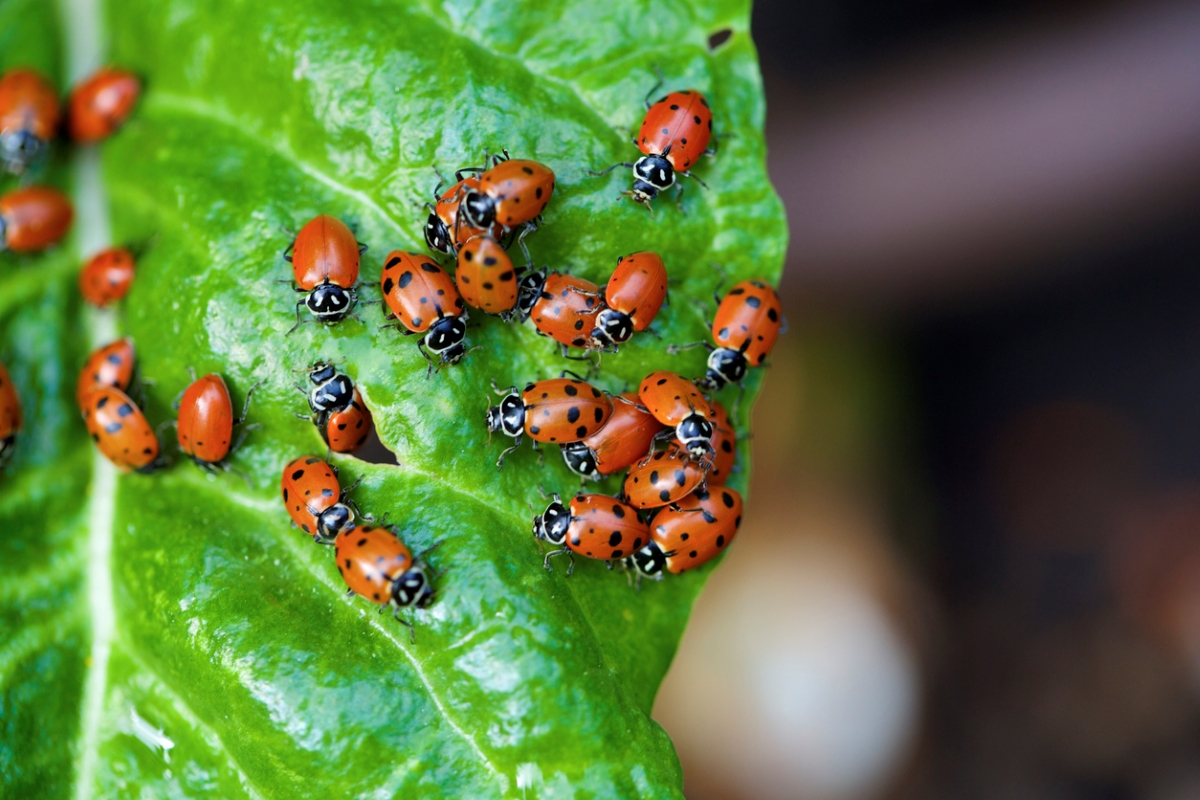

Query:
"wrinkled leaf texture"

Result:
[[0, 0, 785, 796]]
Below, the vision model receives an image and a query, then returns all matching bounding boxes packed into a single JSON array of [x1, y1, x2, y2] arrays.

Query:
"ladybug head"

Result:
[[631, 154, 676, 202], [316, 503, 354, 543], [309, 363, 337, 385], [461, 191, 497, 230], [560, 441, 601, 480], [592, 308, 634, 351], [676, 413, 715, 461], [486, 390, 525, 438], [392, 564, 434, 609], [424, 211, 452, 254], [698, 346, 748, 392], [626, 541, 667, 578], [310, 370, 354, 413], [533, 495, 570, 545], [0, 129, 45, 174], [305, 282, 356, 322], [512, 268, 549, 322], [424, 316, 468, 363]]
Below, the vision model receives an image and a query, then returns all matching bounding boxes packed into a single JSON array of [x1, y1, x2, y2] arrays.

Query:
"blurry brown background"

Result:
[[652, 1, 1200, 797]]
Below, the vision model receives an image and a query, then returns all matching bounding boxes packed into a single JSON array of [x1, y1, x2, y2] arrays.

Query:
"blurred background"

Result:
[[652, 1, 1200, 798]]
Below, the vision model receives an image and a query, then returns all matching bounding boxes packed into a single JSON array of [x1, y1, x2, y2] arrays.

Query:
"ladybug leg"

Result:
[[394, 612, 417, 644], [496, 437, 522, 469], [588, 161, 636, 178], [281, 238, 295, 263], [642, 65, 666, 110], [234, 380, 263, 426], [612, 394, 651, 413], [229, 422, 262, 456], [514, 222, 536, 266], [543, 548, 572, 573], [666, 341, 712, 356], [679, 169, 709, 190], [287, 300, 309, 336], [416, 339, 436, 379]]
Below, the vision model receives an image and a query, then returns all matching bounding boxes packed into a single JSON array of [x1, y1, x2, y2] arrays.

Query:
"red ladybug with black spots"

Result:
[[486, 376, 613, 467], [456, 236, 521, 317], [424, 175, 503, 255], [626, 486, 743, 579], [586, 251, 668, 351], [683, 279, 784, 392], [1, 186, 73, 252], [380, 251, 469, 372], [284, 214, 363, 334], [76, 338, 135, 408], [67, 67, 140, 143], [560, 392, 665, 481], [81, 386, 162, 472], [280, 455, 358, 543], [533, 492, 649, 574], [457, 152, 555, 238], [335, 524, 434, 637], [322, 387, 372, 454], [527, 272, 603, 354], [638, 370, 714, 463], [79, 246, 136, 308], [623, 447, 706, 510], [0, 67, 60, 173], [176, 372, 259, 472]]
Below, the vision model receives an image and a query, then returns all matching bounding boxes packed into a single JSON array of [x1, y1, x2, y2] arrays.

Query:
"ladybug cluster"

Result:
[[2, 63, 786, 637]]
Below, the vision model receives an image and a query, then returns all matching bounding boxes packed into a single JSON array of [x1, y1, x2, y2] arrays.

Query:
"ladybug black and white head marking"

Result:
[[676, 412, 715, 461], [698, 345, 748, 392], [560, 441, 601, 480], [315, 503, 354, 543], [533, 495, 571, 546], [308, 364, 355, 414], [424, 211, 452, 254], [0, 129, 44, 174], [423, 315, 468, 364], [591, 307, 634, 351], [486, 390, 525, 439], [460, 190, 497, 230], [391, 565, 434, 609], [625, 541, 667, 578], [305, 281, 356, 322], [630, 154, 675, 203], [511, 268, 548, 323]]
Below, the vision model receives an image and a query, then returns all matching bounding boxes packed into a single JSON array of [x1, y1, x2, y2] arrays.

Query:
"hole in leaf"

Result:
[[707, 28, 733, 50], [347, 425, 398, 466]]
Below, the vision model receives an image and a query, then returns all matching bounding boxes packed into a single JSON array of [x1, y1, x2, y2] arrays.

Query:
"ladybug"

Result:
[[691, 401, 736, 485], [592, 76, 713, 210], [0, 361, 23, 468], [1, 186, 73, 252], [458, 153, 555, 235], [81, 386, 162, 472], [176, 372, 259, 471], [295, 362, 355, 421], [533, 492, 649, 574], [335, 524, 434, 636], [76, 338, 135, 408], [623, 447, 706, 509], [626, 486, 743, 579], [284, 214, 363, 334], [323, 387, 372, 454], [529, 272, 603, 353], [0, 67, 60, 173], [589, 251, 668, 351], [686, 279, 785, 391], [424, 175, 503, 255], [638, 370, 714, 462], [67, 67, 140, 143], [486, 376, 613, 467], [78, 246, 136, 307], [380, 251, 469, 372], [560, 392, 665, 481], [456, 236, 520, 317], [280, 455, 359, 543]]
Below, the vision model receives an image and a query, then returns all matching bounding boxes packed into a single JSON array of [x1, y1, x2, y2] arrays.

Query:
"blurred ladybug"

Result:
[[456, 236, 520, 317], [176, 372, 260, 472], [424, 175, 503, 255], [335, 524, 434, 637], [0, 361, 23, 468], [67, 67, 140, 143], [675, 279, 784, 392], [0, 67, 60, 173], [560, 392, 665, 481], [486, 376, 613, 467], [457, 152, 555, 239], [692, 401, 736, 484], [626, 486, 743, 580], [623, 447, 706, 509], [380, 251, 469, 372], [81, 386, 162, 472], [592, 73, 713, 210], [1, 186, 73, 252], [76, 338, 135, 408], [284, 214, 363, 334], [588, 251, 667, 351], [533, 492, 649, 574], [280, 455, 358, 543], [79, 246, 136, 308], [322, 387, 372, 454], [295, 362, 355, 421], [528, 272, 603, 355], [638, 370, 714, 463]]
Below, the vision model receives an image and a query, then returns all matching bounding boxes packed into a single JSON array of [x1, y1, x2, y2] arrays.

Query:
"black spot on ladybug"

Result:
[[609, 531, 622, 546], [718, 327, 729, 339], [382, 277, 394, 294], [689, 550, 698, 558], [420, 262, 440, 273], [722, 491, 734, 508], [674, 469, 688, 486], [721, 440, 733, 453], [649, 470, 659, 484], [567, 407, 580, 423], [117, 403, 134, 417], [529, 425, 540, 435], [372, 592, 381, 601], [463, 249, 474, 262], [716, 535, 726, 547], [461, 274, 471, 284], [522, 166, 533, 175], [680, 532, 689, 541], [96, 395, 109, 408], [412, 317, 422, 327], [398, 271, 413, 288], [660, 489, 672, 502], [535, 187, 543, 199], [573, 319, 584, 330], [483, 282, 494, 290], [745, 295, 761, 308], [693, 115, 701, 125], [612, 504, 625, 518], [291, 469, 306, 481], [575, 425, 587, 438], [656, 378, 667, 386], [106, 354, 121, 364], [345, 558, 352, 568]]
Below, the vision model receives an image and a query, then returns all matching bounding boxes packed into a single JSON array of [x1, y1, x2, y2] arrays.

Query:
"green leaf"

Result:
[[0, 0, 785, 795]]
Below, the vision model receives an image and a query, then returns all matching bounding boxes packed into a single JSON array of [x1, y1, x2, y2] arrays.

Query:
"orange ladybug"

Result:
[[0, 362, 23, 468], [696, 401, 736, 485], [78, 246, 136, 307], [529, 272, 602, 353], [456, 236, 520, 316], [533, 492, 649, 574], [0, 68, 60, 173], [626, 487, 743, 578], [1, 186, 73, 252], [560, 392, 665, 481], [638, 370, 714, 462], [692, 279, 784, 391], [486, 376, 613, 467], [67, 67, 140, 143], [81, 386, 161, 472], [280, 455, 357, 543], [176, 373, 259, 471], [285, 214, 362, 333], [76, 338, 135, 408], [458, 153, 555, 234], [323, 387, 372, 453], [424, 175, 503, 254], [623, 447, 706, 509], [335, 525, 434, 635], [588, 251, 667, 351], [592, 75, 714, 210], [380, 251, 469, 371]]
